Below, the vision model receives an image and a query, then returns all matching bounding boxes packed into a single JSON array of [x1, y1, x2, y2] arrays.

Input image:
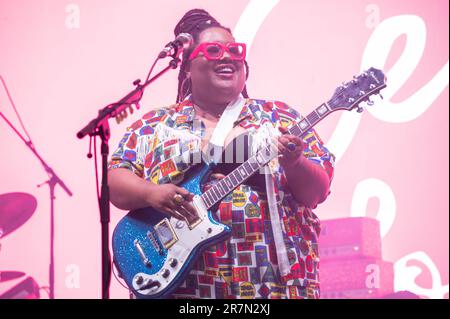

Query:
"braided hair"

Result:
[[174, 9, 249, 103]]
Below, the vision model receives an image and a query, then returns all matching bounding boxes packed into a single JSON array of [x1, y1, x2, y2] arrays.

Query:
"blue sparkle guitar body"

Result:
[[112, 162, 231, 299]]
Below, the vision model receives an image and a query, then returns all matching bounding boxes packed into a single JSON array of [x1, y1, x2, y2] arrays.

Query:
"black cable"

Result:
[[145, 55, 161, 84], [112, 263, 130, 290], [93, 136, 100, 203]]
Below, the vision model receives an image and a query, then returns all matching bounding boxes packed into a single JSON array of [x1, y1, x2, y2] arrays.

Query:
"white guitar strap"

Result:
[[252, 122, 291, 277], [190, 94, 291, 278], [203, 95, 246, 163], [265, 165, 291, 277]]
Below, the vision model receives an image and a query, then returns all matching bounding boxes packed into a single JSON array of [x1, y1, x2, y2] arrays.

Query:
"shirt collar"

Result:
[[176, 94, 254, 127]]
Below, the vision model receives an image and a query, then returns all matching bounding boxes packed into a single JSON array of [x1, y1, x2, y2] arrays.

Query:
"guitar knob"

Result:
[[162, 269, 170, 278], [135, 275, 144, 285], [169, 258, 178, 268]]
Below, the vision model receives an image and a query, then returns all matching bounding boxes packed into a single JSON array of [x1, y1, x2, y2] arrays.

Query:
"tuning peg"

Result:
[[356, 106, 364, 113], [367, 100, 375, 106], [133, 79, 141, 86], [128, 105, 134, 114], [379, 94, 384, 99]]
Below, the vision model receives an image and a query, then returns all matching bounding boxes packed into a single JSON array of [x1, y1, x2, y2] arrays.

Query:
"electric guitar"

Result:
[[112, 67, 387, 298]]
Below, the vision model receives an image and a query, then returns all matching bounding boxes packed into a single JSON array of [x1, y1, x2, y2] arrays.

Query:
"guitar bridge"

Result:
[[133, 239, 152, 267]]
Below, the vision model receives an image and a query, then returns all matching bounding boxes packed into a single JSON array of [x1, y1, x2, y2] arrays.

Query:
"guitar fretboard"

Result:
[[200, 101, 332, 209]]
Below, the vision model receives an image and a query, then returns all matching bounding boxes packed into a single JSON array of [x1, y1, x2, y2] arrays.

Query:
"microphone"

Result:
[[158, 33, 193, 59]]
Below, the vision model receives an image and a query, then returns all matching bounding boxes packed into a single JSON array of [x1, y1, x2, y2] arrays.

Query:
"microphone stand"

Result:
[[0, 111, 73, 300], [77, 55, 181, 299]]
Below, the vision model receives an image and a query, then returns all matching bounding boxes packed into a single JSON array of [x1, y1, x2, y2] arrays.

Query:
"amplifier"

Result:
[[320, 256, 394, 298], [321, 287, 390, 299], [319, 217, 382, 259]]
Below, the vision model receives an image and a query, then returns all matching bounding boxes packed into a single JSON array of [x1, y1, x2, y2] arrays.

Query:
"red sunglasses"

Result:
[[188, 42, 247, 61]]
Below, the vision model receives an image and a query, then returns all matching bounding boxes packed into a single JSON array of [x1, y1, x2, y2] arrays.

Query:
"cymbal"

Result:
[[0, 271, 26, 283], [0, 192, 37, 238]]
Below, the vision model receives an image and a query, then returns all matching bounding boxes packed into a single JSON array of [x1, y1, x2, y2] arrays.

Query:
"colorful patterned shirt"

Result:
[[109, 98, 335, 299]]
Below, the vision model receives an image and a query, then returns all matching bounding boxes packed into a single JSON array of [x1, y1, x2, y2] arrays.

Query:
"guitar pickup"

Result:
[[154, 218, 178, 249], [186, 214, 202, 230]]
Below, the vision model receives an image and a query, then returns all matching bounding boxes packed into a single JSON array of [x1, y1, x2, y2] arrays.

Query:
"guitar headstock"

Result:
[[328, 67, 386, 113]]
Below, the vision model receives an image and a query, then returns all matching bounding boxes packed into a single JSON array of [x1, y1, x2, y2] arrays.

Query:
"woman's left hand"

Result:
[[276, 126, 305, 169]]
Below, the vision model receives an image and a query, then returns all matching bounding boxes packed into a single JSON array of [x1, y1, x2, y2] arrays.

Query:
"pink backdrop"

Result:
[[0, 0, 448, 299]]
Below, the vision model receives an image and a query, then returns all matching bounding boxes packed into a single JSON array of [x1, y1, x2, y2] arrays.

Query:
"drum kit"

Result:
[[0, 192, 40, 298]]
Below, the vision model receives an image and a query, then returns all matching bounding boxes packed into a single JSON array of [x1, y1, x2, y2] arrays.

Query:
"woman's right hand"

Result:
[[146, 183, 198, 222]]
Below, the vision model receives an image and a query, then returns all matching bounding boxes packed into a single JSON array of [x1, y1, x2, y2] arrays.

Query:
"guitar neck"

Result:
[[200, 100, 333, 209]]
